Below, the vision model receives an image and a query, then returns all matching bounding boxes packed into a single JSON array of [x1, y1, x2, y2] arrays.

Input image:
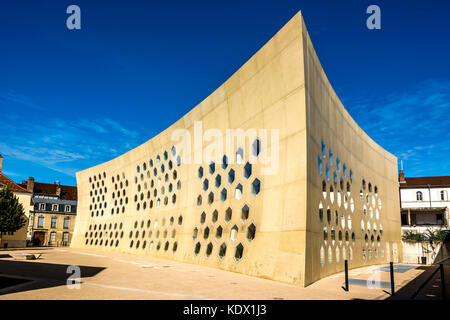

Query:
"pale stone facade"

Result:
[[18, 178, 78, 247], [0, 156, 33, 248], [28, 197, 77, 247], [0, 192, 32, 248], [399, 173, 450, 264], [71, 12, 402, 286]]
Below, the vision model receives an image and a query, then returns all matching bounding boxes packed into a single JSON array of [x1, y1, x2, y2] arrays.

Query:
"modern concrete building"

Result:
[[71, 11, 402, 286], [19, 178, 78, 247], [0, 155, 32, 248], [399, 170, 450, 264]]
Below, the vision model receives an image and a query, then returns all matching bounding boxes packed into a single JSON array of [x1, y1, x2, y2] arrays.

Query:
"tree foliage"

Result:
[[402, 228, 447, 243], [0, 187, 27, 233]]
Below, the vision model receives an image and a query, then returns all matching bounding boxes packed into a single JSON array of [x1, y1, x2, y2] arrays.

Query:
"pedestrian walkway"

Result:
[[0, 247, 446, 300], [388, 263, 449, 300]]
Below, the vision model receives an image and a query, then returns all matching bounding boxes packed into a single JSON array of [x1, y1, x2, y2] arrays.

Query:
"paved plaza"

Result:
[[1, 247, 447, 300]]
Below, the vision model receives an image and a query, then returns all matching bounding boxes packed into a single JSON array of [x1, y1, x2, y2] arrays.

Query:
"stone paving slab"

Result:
[[376, 265, 417, 273], [0, 247, 432, 300], [347, 279, 391, 289]]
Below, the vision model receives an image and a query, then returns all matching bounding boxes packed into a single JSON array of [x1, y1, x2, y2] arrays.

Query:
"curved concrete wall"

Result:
[[300, 18, 402, 285], [71, 11, 401, 287]]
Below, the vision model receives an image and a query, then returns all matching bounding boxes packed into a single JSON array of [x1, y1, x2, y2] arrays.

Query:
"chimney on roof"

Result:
[[399, 170, 406, 183], [399, 160, 406, 184], [27, 177, 35, 193], [56, 181, 61, 197], [0, 154, 3, 173]]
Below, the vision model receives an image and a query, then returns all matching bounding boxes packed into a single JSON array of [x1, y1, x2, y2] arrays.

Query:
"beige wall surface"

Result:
[[402, 240, 449, 265], [300, 19, 402, 285], [71, 11, 401, 287], [0, 191, 32, 248]]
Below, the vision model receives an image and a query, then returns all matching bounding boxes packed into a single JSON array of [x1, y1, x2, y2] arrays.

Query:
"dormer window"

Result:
[[65, 205, 71, 212], [52, 204, 58, 211], [39, 203, 45, 210]]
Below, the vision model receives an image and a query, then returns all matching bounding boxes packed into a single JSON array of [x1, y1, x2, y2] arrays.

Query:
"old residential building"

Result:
[[399, 171, 450, 229], [19, 178, 77, 246], [399, 170, 450, 264], [0, 155, 33, 248]]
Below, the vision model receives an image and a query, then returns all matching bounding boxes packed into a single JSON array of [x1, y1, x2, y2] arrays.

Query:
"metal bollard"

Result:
[[440, 264, 446, 301], [390, 262, 395, 296], [344, 259, 349, 291]]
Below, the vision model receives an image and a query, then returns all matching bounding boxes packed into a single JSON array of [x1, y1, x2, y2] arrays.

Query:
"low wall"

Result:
[[0, 239, 27, 249], [402, 240, 450, 264]]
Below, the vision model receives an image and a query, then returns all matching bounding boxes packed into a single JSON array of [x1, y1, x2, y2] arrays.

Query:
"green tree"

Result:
[[0, 187, 27, 234], [402, 228, 447, 243]]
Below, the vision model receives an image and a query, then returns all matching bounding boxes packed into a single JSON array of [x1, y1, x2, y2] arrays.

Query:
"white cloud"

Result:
[[0, 115, 148, 179]]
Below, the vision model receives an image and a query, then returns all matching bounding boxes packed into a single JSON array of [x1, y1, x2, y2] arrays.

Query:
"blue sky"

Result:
[[0, 0, 449, 185]]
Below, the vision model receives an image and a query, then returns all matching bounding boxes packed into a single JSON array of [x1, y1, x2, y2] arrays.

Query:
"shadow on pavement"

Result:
[[0, 259, 105, 296], [386, 266, 437, 300]]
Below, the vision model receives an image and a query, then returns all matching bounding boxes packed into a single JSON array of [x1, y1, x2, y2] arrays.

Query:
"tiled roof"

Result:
[[32, 195, 77, 206], [401, 176, 450, 187], [18, 181, 77, 200], [401, 207, 447, 212], [0, 172, 31, 193]]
